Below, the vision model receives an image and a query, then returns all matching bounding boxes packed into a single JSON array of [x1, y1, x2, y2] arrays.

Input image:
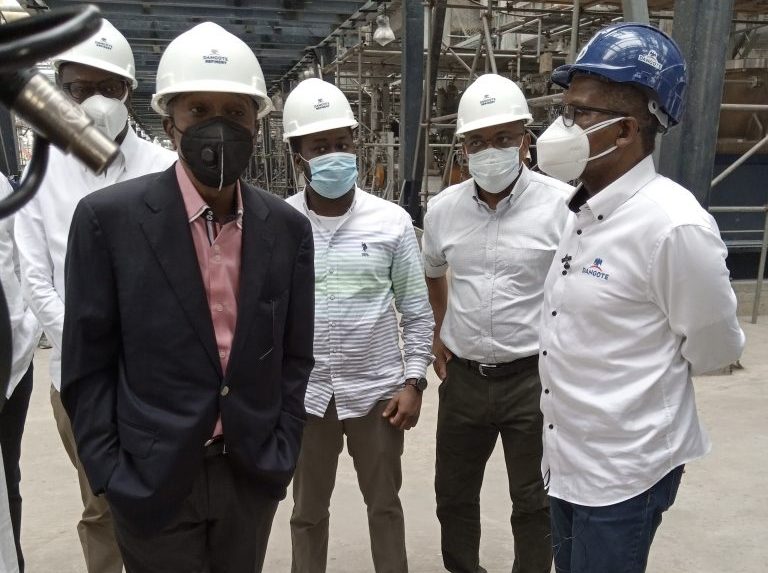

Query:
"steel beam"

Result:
[[398, 0, 424, 225], [621, 0, 649, 23], [658, 0, 735, 208]]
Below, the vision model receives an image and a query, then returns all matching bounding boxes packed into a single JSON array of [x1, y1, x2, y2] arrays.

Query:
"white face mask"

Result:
[[80, 94, 129, 141], [536, 116, 624, 182], [467, 146, 521, 194]]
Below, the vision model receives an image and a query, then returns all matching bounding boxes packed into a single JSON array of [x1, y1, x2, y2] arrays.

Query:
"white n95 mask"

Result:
[[467, 146, 521, 194], [536, 116, 624, 182], [81, 94, 129, 141]]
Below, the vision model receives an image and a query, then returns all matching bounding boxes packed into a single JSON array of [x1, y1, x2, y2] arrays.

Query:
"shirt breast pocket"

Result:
[[502, 248, 555, 296]]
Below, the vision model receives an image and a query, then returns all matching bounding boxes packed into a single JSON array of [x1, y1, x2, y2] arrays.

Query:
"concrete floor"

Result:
[[17, 317, 768, 572]]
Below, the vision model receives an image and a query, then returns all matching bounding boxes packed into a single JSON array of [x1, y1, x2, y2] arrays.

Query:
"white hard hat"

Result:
[[456, 74, 532, 135], [151, 22, 272, 118], [282, 78, 358, 142], [52, 19, 137, 89]]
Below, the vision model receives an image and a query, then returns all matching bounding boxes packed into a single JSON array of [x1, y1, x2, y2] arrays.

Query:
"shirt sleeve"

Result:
[[421, 207, 449, 278], [648, 224, 745, 376], [14, 191, 65, 354], [391, 213, 435, 379]]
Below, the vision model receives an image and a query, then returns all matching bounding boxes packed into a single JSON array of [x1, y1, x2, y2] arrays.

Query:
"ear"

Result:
[[161, 117, 177, 150], [615, 116, 639, 149]]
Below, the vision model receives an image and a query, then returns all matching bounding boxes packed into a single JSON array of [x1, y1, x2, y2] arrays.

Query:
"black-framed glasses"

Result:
[[557, 103, 628, 128], [464, 132, 525, 154], [61, 78, 129, 102]]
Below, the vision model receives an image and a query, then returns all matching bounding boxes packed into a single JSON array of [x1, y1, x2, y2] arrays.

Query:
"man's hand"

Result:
[[432, 336, 453, 381], [382, 383, 423, 430]]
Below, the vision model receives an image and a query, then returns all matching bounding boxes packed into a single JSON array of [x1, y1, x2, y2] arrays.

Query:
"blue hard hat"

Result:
[[551, 23, 687, 127]]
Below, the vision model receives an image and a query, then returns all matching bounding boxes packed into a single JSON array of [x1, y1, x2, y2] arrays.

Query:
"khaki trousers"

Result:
[[50, 386, 123, 573], [290, 398, 407, 573]]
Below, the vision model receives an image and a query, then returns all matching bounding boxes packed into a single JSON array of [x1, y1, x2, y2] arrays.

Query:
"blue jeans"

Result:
[[550, 465, 685, 573]]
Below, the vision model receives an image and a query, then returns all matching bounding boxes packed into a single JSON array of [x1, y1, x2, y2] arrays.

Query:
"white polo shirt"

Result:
[[539, 155, 745, 506], [422, 165, 572, 362]]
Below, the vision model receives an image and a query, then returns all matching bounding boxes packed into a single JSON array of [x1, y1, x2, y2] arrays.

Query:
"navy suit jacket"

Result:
[[61, 164, 314, 533]]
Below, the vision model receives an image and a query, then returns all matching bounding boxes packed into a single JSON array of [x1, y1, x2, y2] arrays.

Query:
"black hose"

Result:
[[0, 4, 101, 73]]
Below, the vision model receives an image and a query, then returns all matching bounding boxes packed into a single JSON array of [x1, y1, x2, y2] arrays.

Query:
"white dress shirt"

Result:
[[0, 178, 40, 399], [14, 128, 176, 391], [286, 188, 434, 419], [539, 155, 745, 507], [422, 165, 573, 362]]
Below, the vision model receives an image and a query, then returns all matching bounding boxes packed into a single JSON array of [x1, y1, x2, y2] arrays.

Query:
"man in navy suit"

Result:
[[61, 22, 314, 572]]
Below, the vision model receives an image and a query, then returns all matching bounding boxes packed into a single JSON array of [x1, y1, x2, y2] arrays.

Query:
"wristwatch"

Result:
[[405, 377, 428, 393]]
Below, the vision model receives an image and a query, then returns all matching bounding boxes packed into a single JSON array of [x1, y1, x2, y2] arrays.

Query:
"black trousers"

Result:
[[113, 453, 279, 573], [0, 364, 33, 573], [435, 357, 552, 573]]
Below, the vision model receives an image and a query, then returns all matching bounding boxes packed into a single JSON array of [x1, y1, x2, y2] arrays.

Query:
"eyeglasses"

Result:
[[61, 78, 129, 102], [464, 132, 525, 154], [557, 103, 628, 128]]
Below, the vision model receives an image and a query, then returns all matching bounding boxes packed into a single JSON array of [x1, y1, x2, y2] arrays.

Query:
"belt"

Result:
[[204, 436, 228, 457], [452, 354, 538, 378]]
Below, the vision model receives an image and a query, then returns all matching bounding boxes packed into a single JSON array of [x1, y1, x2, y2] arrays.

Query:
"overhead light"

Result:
[[373, 5, 395, 47]]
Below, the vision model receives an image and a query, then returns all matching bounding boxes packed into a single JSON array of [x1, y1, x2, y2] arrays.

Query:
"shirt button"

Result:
[[576, 229, 582, 235], [329, 295, 336, 300], [330, 322, 336, 327], [544, 389, 550, 394], [220, 386, 230, 397], [548, 424, 554, 429], [213, 245, 221, 252], [216, 304, 224, 312], [551, 310, 557, 316], [564, 263, 570, 269], [597, 215, 604, 221], [213, 255, 221, 263], [329, 269, 335, 274], [542, 350, 548, 356], [219, 350, 226, 359], [561, 270, 567, 276]]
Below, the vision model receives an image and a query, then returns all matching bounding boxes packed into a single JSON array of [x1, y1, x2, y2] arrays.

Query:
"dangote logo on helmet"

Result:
[[480, 94, 496, 106], [203, 49, 228, 65], [314, 98, 330, 111], [638, 50, 663, 70], [94, 37, 113, 51]]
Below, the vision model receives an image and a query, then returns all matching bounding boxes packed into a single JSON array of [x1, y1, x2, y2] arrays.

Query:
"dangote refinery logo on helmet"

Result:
[[95, 37, 113, 50], [314, 98, 330, 111], [203, 49, 228, 65], [638, 50, 663, 70], [480, 94, 496, 106]]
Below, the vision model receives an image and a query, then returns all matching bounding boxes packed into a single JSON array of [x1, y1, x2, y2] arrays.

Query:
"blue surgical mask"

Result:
[[306, 152, 358, 199]]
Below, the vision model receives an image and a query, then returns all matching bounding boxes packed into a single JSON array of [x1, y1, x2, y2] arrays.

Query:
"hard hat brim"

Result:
[[152, 80, 273, 118], [456, 112, 532, 135], [52, 55, 138, 89], [282, 117, 359, 142]]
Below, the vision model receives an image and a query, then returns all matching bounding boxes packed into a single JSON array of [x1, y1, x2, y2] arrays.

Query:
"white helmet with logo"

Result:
[[151, 22, 272, 118], [282, 78, 358, 142], [456, 73, 532, 135], [52, 19, 137, 88]]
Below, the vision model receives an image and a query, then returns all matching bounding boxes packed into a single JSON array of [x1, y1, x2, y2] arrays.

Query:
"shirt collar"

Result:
[[175, 161, 243, 228], [569, 155, 657, 221], [299, 185, 362, 217], [471, 163, 529, 210]]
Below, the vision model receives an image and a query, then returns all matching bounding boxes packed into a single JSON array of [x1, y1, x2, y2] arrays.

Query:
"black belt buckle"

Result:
[[478, 363, 497, 377]]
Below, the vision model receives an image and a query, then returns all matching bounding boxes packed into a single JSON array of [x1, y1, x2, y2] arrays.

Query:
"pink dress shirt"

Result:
[[176, 162, 242, 437]]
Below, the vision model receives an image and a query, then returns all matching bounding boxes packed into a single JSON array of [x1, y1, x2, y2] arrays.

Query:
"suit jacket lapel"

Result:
[[227, 182, 274, 377], [139, 166, 223, 379]]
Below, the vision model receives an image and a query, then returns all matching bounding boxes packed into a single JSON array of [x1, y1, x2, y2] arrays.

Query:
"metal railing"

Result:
[[708, 205, 768, 324]]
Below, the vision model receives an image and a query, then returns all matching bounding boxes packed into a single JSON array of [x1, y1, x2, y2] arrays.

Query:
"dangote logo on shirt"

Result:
[[361, 242, 370, 257], [582, 258, 609, 280]]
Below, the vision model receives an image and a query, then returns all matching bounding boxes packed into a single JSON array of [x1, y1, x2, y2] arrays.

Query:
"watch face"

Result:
[[416, 377, 428, 391]]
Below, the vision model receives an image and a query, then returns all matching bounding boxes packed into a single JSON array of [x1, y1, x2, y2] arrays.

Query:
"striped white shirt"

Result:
[[286, 188, 434, 419]]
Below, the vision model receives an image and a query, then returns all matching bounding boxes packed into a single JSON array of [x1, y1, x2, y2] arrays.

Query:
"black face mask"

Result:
[[176, 117, 254, 189]]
